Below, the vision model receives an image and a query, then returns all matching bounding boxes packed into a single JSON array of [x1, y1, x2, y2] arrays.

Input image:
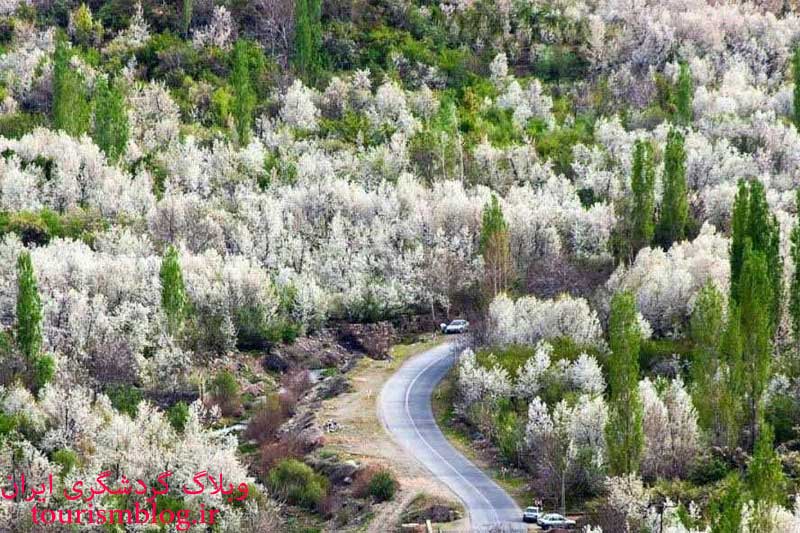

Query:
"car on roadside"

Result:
[[537, 513, 576, 530], [440, 319, 469, 334], [522, 506, 541, 523]]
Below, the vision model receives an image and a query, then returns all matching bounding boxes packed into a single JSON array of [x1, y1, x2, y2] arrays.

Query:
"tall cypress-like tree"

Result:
[[690, 281, 725, 439], [719, 304, 744, 449], [293, 0, 322, 81], [655, 128, 688, 249], [16, 251, 42, 362], [790, 190, 800, 355], [52, 34, 90, 136], [160, 245, 188, 335], [729, 180, 782, 334], [738, 248, 773, 451], [675, 61, 694, 125], [231, 40, 256, 146], [709, 475, 745, 533], [747, 423, 785, 529], [793, 46, 800, 130], [93, 76, 129, 162], [729, 180, 750, 302], [182, 0, 193, 37], [480, 195, 513, 298], [605, 291, 644, 475], [630, 139, 656, 258]]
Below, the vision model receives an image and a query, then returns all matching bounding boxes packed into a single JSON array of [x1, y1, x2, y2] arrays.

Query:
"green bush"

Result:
[[210, 370, 241, 416], [52, 449, 78, 478], [0, 112, 44, 139], [267, 459, 328, 510], [31, 354, 55, 392], [167, 401, 190, 432], [107, 385, 143, 417], [367, 470, 398, 502]]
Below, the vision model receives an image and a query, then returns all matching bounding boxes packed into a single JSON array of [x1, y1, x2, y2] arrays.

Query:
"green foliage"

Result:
[[708, 475, 744, 533], [0, 112, 44, 139], [730, 180, 782, 334], [655, 128, 688, 248], [674, 61, 693, 125], [16, 251, 42, 362], [529, 117, 594, 177], [267, 459, 328, 510], [31, 354, 55, 392], [92, 76, 129, 162], [182, 0, 193, 37], [210, 370, 242, 416], [739, 249, 773, 451], [367, 470, 398, 502], [70, 4, 103, 47], [231, 40, 257, 145], [790, 189, 800, 353], [479, 194, 507, 253], [605, 291, 644, 476], [690, 282, 725, 436], [293, 0, 323, 81], [793, 47, 800, 130], [160, 245, 188, 335], [52, 34, 90, 136], [0, 208, 106, 246], [630, 138, 656, 256], [167, 401, 190, 432], [52, 449, 78, 478], [107, 384, 143, 417], [747, 424, 786, 526]]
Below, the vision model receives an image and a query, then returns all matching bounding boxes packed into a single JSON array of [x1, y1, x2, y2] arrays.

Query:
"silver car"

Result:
[[538, 513, 576, 530], [440, 319, 469, 334]]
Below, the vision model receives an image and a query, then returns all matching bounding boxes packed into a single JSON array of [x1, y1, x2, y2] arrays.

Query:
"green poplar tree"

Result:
[[729, 180, 750, 302], [793, 47, 800, 129], [738, 248, 773, 451], [16, 251, 42, 362], [630, 139, 656, 258], [719, 304, 744, 449], [729, 180, 782, 334], [605, 291, 644, 475], [293, 0, 322, 81], [93, 77, 129, 162], [655, 128, 688, 248], [182, 0, 193, 37], [480, 195, 512, 298], [231, 40, 256, 146], [52, 34, 90, 136], [709, 475, 744, 533], [675, 61, 694, 125], [690, 281, 725, 438], [747, 423, 786, 529], [790, 190, 800, 355], [160, 245, 188, 335]]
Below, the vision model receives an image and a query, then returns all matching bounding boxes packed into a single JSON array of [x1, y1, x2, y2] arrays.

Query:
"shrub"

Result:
[[367, 469, 398, 502], [107, 385, 143, 417], [246, 394, 286, 444], [354, 466, 398, 502], [209, 370, 242, 417], [30, 354, 55, 393], [167, 401, 190, 432], [267, 459, 328, 510], [52, 449, 78, 478], [260, 435, 304, 473]]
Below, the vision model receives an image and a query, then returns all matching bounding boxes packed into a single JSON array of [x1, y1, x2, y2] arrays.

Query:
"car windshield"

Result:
[[451, 320, 466, 325], [525, 507, 537, 512]]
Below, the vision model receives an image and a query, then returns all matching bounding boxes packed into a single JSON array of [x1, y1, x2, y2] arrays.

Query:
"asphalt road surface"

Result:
[[379, 341, 526, 532]]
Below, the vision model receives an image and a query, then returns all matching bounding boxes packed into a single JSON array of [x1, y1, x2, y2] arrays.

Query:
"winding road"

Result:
[[379, 341, 526, 532]]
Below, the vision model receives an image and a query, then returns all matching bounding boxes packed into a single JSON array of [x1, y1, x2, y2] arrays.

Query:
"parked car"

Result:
[[537, 513, 576, 530], [440, 319, 469, 334], [522, 506, 541, 523]]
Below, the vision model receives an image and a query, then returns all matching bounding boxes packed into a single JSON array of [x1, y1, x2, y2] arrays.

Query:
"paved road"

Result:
[[379, 341, 526, 532]]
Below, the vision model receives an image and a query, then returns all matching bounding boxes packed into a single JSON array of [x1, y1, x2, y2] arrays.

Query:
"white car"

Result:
[[522, 506, 541, 523], [440, 319, 469, 334], [537, 513, 576, 530]]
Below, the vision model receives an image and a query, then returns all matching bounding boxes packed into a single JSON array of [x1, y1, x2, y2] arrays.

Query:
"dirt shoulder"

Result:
[[317, 336, 470, 532]]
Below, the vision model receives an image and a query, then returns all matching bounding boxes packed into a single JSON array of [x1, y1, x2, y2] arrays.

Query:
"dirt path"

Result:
[[317, 337, 470, 532]]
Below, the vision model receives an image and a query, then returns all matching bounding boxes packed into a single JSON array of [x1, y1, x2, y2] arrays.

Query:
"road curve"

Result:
[[378, 341, 525, 532]]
